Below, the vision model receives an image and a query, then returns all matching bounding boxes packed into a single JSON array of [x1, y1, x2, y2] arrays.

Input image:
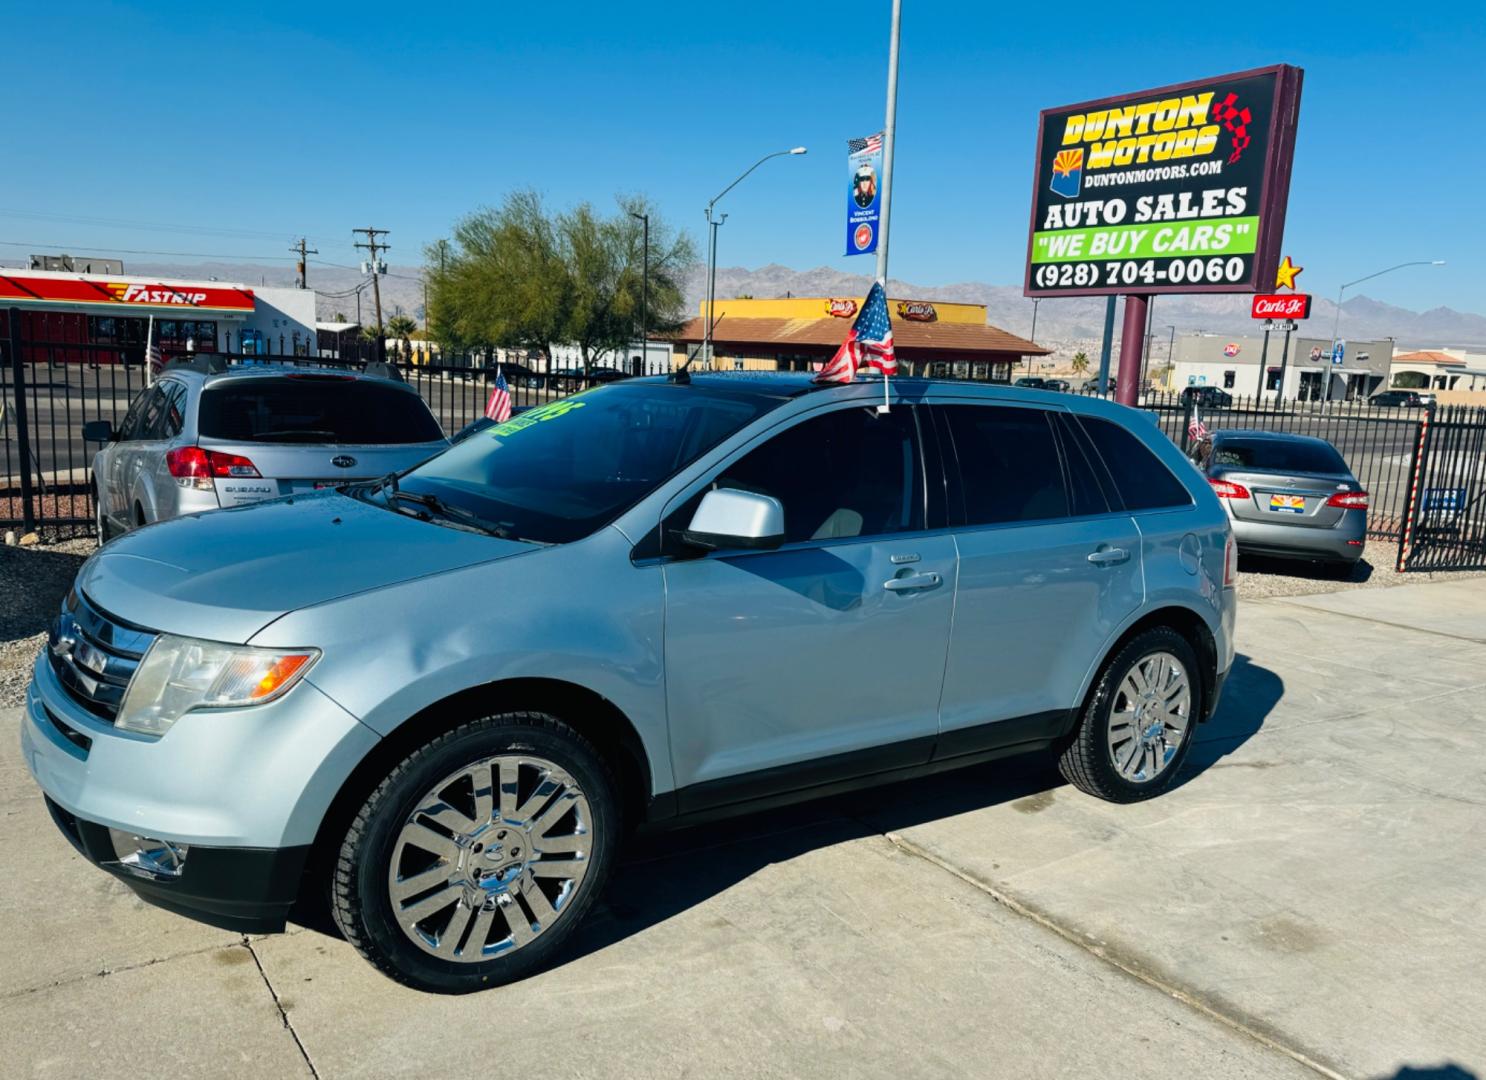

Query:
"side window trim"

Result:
[[1049, 410, 1114, 517], [1054, 410, 1123, 514], [647, 400, 931, 561]]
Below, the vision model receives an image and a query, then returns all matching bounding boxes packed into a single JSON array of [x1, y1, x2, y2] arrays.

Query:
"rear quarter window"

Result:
[[199, 377, 443, 444], [1077, 415, 1193, 511]]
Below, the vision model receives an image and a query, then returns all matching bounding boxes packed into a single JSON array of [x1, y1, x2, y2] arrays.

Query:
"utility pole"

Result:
[[353, 227, 389, 361], [630, 212, 649, 377], [290, 238, 317, 289], [875, 0, 902, 288]]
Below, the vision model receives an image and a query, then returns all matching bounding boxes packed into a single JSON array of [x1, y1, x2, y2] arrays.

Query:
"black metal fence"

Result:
[[1123, 390, 1432, 541], [6, 310, 1486, 571], [1, 322, 589, 537]]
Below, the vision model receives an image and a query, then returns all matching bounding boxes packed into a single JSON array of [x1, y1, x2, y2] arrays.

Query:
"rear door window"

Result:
[[1077, 415, 1193, 511], [199, 377, 443, 444], [938, 404, 1069, 526]]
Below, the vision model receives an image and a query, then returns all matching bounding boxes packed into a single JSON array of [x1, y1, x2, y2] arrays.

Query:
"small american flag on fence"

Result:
[[848, 133, 883, 154], [816, 280, 897, 383], [485, 367, 512, 423]]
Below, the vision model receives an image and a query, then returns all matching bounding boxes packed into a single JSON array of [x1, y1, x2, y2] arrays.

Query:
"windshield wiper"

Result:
[[389, 489, 518, 539]]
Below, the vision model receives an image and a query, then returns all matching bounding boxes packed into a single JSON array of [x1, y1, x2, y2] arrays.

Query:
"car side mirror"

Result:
[[83, 419, 115, 443], [683, 488, 785, 551]]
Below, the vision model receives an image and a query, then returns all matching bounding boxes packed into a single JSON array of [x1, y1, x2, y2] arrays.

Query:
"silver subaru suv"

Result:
[[25, 374, 1236, 993], [85, 360, 449, 541]]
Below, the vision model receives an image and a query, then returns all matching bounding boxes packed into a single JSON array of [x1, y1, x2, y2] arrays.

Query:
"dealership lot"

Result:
[[4, 579, 1485, 1079]]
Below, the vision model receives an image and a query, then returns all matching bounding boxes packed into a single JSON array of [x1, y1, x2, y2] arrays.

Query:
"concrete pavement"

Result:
[[4, 580, 1485, 1078]]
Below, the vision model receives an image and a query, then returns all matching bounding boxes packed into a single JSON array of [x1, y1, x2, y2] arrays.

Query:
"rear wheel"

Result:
[[331, 712, 618, 993], [1059, 628, 1201, 803]]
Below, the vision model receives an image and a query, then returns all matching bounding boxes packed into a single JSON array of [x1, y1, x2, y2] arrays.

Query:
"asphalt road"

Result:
[[5, 579, 1486, 1077]]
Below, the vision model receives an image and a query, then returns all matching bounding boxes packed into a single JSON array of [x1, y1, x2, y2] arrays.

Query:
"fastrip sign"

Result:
[[0, 273, 256, 312]]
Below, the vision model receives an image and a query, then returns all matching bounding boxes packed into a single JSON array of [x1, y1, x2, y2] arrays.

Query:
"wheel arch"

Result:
[[1079, 604, 1219, 723], [307, 676, 654, 884]]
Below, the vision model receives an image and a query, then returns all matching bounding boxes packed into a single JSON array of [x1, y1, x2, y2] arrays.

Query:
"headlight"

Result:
[[116, 635, 319, 736]]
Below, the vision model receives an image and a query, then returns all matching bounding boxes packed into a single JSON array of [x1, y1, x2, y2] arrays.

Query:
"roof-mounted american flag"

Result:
[[485, 366, 512, 422], [816, 280, 897, 384]]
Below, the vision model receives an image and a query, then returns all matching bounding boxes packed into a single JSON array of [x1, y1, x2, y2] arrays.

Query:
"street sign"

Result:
[[1332, 341, 1345, 365]]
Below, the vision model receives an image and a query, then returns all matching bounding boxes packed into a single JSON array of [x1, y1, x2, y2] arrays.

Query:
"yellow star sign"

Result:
[[1275, 256, 1303, 291]]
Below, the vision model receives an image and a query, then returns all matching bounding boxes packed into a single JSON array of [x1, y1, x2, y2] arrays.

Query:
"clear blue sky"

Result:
[[4, 1, 1480, 312]]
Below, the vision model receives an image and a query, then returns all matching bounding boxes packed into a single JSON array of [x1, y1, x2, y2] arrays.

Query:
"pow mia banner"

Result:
[[845, 133, 884, 256], [1024, 65, 1303, 298]]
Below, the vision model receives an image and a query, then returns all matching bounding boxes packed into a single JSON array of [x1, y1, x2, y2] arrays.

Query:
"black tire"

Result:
[[1058, 627, 1202, 803], [331, 711, 618, 993]]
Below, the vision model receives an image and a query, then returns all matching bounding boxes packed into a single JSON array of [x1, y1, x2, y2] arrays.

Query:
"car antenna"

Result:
[[671, 314, 726, 384]]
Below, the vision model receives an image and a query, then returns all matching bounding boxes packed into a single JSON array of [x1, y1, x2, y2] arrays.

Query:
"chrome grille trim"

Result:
[[46, 591, 158, 722]]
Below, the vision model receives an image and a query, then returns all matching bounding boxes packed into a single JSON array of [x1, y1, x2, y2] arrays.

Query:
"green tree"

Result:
[[1070, 351, 1090, 377], [426, 190, 695, 373], [386, 313, 418, 358]]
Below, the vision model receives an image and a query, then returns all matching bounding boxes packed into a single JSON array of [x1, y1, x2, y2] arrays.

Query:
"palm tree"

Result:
[[386, 314, 418, 360], [1070, 351, 1090, 377]]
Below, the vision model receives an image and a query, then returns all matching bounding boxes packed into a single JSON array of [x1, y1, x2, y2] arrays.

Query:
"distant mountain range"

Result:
[[682, 264, 1486, 359], [15, 258, 1479, 360]]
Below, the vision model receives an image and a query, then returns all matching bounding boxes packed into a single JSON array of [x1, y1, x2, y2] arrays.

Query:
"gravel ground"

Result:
[[0, 536, 94, 708], [2, 533, 1483, 709]]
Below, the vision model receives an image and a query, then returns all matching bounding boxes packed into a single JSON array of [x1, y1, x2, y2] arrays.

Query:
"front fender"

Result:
[[249, 525, 672, 795]]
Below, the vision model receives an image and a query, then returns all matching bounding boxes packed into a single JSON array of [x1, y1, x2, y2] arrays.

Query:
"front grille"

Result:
[[46, 590, 157, 722]]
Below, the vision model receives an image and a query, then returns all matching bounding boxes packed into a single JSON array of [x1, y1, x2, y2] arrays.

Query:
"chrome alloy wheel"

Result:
[[387, 755, 593, 962], [1107, 651, 1192, 783]]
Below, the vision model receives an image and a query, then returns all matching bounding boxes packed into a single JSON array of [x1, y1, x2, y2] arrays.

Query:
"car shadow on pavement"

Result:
[[560, 652, 1283, 966], [289, 654, 1285, 970], [1375, 1068, 1478, 1080]]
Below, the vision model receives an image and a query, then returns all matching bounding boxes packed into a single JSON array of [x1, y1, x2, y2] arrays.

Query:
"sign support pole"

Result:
[[1097, 295, 1115, 394], [1275, 321, 1294, 402], [1115, 295, 1147, 406], [875, 0, 901, 413], [1255, 321, 1272, 397]]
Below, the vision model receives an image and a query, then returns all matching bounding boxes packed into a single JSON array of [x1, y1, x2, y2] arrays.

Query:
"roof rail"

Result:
[[162, 353, 230, 375], [362, 360, 405, 383]]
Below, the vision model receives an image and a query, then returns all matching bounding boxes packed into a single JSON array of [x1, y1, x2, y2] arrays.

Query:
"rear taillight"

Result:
[[165, 446, 260, 489], [1224, 533, 1238, 587], [1208, 477, 1251, 500], [1325, 490, 1369, 510]]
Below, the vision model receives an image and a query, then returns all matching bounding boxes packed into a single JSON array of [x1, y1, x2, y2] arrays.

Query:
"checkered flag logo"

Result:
[[1211, 92, 1252, 165]]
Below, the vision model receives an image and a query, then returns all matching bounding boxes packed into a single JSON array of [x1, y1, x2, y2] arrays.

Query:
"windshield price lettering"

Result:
[[1035, 256, 1247, 289]]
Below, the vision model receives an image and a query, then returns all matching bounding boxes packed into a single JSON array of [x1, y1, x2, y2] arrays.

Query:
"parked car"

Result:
[[482, 361, 545, 390], [1189, 429, 1366, 574], [83, 362, 450, 541], [1368, 389, 1431, 408], [30, 374, 1235, 992], [1013, 376, 1050, 389], [1044, 379, 1071, 393], [1179, 386, 1234, 408], [587, 366, 630, 384]]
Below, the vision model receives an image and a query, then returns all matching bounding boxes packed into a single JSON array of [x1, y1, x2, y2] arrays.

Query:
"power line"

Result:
[[0, 239, 293, 261], [0, 207, 351, 250]]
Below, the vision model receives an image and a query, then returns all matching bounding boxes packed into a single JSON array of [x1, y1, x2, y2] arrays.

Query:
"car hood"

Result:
[[77, 491, 537, 643]]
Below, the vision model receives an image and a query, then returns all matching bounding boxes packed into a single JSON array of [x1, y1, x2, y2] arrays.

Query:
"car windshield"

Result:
[[200, 376, 444, 444], [395, 382, 781, 544], [1212, 438, 1348, 474]]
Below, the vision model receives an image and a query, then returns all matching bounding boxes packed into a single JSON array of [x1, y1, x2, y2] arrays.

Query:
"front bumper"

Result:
[[43, 795, 308, 933], [22, 648, 381, 928]]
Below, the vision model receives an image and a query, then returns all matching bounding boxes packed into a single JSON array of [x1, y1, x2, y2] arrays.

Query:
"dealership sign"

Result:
[[0, 273, 255, 312], [1025, 65, 1303, 298], [1251, 293, 1311, 319]]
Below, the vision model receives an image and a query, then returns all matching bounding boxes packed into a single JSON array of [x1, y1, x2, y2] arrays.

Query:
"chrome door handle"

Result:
[[884, 572, 942, 592], [1087, 547, 1130, 566]]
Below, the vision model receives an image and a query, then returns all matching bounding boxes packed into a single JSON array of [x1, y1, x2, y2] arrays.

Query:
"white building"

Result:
[[1162, 331, 1393, 402], [1389, 349, 1486, 391]]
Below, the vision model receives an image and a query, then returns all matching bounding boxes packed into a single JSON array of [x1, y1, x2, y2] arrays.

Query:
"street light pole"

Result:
[[1327, 259, 1444, 401], [1026, 297, 1040, 374], [702, 146, 807, 370], [630, 211, 649, 376]]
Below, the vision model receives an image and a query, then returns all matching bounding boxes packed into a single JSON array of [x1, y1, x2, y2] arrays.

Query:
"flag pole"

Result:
[[145, 315, 155, 387], [876, 0, 902, 412]]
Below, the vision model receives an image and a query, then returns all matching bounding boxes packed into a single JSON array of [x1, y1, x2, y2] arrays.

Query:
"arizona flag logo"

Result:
[[1050, 148, 1084, 198]]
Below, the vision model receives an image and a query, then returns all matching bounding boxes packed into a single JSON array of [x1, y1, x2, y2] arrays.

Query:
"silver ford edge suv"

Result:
[[25, 374, 1237, 993]]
